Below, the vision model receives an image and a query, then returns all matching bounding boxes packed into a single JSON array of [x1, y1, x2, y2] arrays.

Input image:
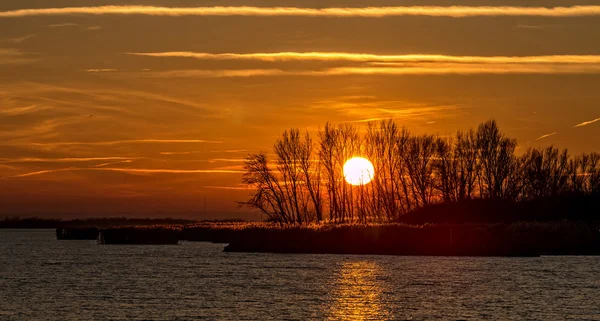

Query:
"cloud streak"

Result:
[[23, 139, 223, 147], [11, 167, 244, 178], [0, 48, 37, 65], [5, 34, 35, 43], [1, 5, 600, 18], [129, 52, 600, 64], [0, 157, 138, 163], [85, 69, 118, 72], [48, 23, 78, 27], [126, 52, 600, 76], [573, 117, 600, 128], [536, 132, 557, 141], [137, 64, 600, 78]]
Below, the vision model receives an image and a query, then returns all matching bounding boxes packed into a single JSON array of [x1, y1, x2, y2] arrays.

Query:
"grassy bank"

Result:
[[218, 222, 600, 257], [53, 221, 600, 256]]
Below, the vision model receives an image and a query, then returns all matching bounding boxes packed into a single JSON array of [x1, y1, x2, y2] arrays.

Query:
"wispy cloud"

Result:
[[536, 132, 557, 140], [48, 23, 78, 27], [211, 149, 249, 153], [5, 34, 35, 43], [208, 158, 245, 163], [85, 69, 118, 72], [137, 69, 289, 78], [136, 64, 600, 78], [0, 48, 37, 65], [516, 24, 545, 30], [23, 139, 223, 147], [327, 65, 600, 75], [0, 157, 137, 163], [94, 160, 133, 167], [1, 5, 600, 18], [160, 151, 203, 155], [161, 149, 249, 155], [202, 185, 253, 190], [11, 167, 243, 178], [126, 52, 600, 76], [573, 117, 600, 128], [128, 52, 600, 64]]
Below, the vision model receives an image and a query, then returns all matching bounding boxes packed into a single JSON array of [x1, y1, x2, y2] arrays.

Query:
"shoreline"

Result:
[[48, 221, 600, 257]]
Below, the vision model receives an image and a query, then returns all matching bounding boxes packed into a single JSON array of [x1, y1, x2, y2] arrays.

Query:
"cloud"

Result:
[[536, 132, 557, 140], [126, 52, 600, 76], [11, 167, 243, 178], [208, 158, 245, 163], [211, 149, 249, 153], [324, 65, 600, 75], [160, 151, 203, 155], [5, 34, 35, 43], [48, 23, 78, 27], [136, 63, 600, 78], [0, 157, 138, 163], [202, 185, 253, 190], [85, 69, 118, 72], [573, 117, 600, 128], [161, 149, 249, 155], [516, 24, 545, 30], [48, 23, 102, 31], [128, 52, 600, 64], [95, 160, 133, 167], [1, 5, 600, 18], [308, 98, 460, 123], [23, 139, 223, 147], [137, 69, 289, 78], [0, 48, 37, 65]]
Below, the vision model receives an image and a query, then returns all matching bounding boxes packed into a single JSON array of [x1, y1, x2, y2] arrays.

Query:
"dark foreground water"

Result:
[[1, 230, 600, 320]]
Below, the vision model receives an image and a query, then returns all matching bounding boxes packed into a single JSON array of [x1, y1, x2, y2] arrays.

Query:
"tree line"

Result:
[[241, 120, 600, 224]]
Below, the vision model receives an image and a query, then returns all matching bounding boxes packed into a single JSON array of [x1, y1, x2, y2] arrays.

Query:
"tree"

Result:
[[476, 120, 520, 200], [240, 153, 291, 223]]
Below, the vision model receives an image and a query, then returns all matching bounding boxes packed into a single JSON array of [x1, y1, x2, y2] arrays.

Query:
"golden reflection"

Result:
[[326, 261, 390, 321]]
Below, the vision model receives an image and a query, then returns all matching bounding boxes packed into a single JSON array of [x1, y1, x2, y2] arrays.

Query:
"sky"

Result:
[[1, 0, 599, 219]]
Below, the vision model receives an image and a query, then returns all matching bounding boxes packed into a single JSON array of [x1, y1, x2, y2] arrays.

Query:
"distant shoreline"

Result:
[[0, 217, 244, 229], [43, 220, 600, 257]]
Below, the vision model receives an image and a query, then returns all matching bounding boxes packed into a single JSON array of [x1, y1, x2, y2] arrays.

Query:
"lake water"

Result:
[[1, 229, 600, 320]]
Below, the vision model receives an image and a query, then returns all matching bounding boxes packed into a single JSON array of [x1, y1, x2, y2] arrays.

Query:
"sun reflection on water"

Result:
[[326, 261, 390, 321]]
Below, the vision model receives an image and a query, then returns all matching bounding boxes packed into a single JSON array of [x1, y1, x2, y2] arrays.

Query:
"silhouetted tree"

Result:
[[522, 146, 570, 199], [241, 119, 600, 224], [241, 153, 292, 223], [476, 120, 520, 200]]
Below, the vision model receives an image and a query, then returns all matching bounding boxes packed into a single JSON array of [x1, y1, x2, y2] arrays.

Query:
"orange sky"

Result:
[[1, 0, 599, 218]]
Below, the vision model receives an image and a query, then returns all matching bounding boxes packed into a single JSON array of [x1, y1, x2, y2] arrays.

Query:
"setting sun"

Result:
[[343, 157, 375, 186]]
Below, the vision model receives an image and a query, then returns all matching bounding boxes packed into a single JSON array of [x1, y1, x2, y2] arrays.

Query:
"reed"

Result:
[[209, 221, 600, 256]]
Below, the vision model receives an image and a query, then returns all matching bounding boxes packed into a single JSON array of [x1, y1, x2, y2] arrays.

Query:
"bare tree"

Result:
[[240, 153, 291, 223], [476, 120, 520, 200], [403, 134, 438, 207], [298, 131, 324, 222], [242, 119, 598, 225], [522, 146, 570, 199]]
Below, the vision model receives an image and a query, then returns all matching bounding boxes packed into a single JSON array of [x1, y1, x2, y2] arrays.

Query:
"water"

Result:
[[1, 230, 600, 320]]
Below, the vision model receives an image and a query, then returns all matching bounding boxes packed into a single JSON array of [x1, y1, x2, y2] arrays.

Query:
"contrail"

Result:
[[573, 117, 600, 128], [536, 132, 557, 141], [1, 5, 600, 18]]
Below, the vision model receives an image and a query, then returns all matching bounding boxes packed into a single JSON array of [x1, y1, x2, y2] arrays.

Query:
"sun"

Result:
[[343, 157, 375, 186]]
